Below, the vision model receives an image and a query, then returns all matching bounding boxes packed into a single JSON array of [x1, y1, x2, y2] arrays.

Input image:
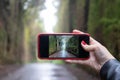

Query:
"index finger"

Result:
[[73, 29, 85, 34]]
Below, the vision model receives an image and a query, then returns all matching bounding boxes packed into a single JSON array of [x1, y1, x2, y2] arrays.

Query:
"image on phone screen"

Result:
[[49, 35, 79, 58]]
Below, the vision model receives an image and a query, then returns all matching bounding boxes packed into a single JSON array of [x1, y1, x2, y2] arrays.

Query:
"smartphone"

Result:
[[38, 33, 89, 59]]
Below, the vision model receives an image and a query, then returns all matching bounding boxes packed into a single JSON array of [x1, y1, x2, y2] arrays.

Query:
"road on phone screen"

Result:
[[49, 50, 76, 58]]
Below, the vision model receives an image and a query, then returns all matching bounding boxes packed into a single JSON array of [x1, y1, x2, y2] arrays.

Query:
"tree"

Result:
[[0, 0, 25, 64], [57, 0, 90, 32], [83, 0, 90, 31], [88, 0, 120, 59], [0, 0, 45, 64]]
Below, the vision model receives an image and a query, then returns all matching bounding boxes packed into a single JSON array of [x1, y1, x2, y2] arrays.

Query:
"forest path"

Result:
[[49, 50, 76, 58], [0, 63, 100, 80]]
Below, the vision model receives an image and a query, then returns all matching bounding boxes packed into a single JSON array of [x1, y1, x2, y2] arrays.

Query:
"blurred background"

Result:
[[0, 0, 120, 80]]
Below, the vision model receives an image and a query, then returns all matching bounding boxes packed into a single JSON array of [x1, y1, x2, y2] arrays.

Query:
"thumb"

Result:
[[81, 41, 96, 52]]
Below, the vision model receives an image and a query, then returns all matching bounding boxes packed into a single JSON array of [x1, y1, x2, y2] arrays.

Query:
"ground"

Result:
[[0, 63, 100, 80]]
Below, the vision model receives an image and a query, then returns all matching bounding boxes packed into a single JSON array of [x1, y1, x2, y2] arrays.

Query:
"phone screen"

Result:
[[38, 34, 89, 59]]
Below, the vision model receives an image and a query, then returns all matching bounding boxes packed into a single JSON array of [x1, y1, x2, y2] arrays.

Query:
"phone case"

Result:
[[38, 33, 90, 60]]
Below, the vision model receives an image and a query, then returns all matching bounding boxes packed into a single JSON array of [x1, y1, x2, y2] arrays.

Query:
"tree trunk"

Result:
[[0, 0, 25, 64], [68, 0, 77, 32], [83, 0, 90, 32]]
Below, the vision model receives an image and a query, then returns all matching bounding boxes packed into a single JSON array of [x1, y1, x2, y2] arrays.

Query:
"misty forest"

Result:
[[0, 0, 120, 80]]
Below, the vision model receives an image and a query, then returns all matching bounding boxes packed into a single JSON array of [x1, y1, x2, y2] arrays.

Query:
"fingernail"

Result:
[[81, 40, 87, 45]]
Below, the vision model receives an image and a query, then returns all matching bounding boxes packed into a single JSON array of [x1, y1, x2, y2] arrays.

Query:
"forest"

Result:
[[0, 0, 120, 80], [66, 36, 79, 56]]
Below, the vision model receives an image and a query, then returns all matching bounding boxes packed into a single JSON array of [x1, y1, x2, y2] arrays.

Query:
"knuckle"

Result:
[[94, 45, 100, 50]]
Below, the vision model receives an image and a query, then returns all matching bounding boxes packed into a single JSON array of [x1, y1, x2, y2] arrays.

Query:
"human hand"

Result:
[[66, 30, 115, 72]]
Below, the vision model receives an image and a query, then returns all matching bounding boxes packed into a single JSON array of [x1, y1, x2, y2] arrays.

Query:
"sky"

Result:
[[39, 0, 60, 33]]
